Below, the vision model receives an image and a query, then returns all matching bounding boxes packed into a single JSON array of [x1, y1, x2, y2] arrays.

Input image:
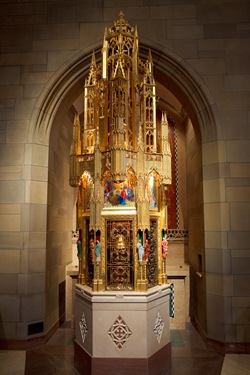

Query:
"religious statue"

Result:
[[162, 236, 168, 258], [77, 229, 82, 257], [95, 240, 101, 262], [137, 239, 144, 262], [144, 239, 150, 261], [89, 238, 95, 263]]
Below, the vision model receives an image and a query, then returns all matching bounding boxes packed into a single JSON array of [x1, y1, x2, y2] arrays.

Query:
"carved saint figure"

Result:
[[77, 229, 82, 257], [144, 239, 150, 261], [137, 240, 144, 262], [95, 240, 101, 262], [89, 238, 95, 263], [162, 236, 168, 258]]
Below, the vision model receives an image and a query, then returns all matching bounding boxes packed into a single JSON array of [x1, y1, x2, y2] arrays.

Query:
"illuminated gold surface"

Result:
[[69, 12, 171, 291]]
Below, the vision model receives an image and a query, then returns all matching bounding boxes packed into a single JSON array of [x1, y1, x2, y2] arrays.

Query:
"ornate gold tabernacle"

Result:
[[70, 12, 172, 292]]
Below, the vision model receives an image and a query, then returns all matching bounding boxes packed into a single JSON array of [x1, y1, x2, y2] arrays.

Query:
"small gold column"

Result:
[[136, 260, 148, 292], [92, 261, 105, 292], [77, 256, 85, 284]]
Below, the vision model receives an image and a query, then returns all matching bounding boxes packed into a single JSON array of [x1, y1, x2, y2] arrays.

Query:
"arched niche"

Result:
[[28, 41, 224, 340]]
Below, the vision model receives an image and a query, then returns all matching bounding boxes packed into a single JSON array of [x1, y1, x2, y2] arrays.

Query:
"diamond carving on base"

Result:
[[108, 315, 132, 350], [79, 312, 88, 344], [153, 312, 164, 343]]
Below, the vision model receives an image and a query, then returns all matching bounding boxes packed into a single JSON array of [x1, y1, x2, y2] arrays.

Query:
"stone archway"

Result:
[[27, 42, 224, 342]]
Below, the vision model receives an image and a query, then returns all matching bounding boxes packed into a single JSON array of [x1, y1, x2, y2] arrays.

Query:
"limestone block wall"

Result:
[[0, 1, 249, 349]]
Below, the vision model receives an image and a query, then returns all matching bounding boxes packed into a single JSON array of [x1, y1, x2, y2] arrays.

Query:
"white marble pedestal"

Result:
[[74, 284, 172, 375]]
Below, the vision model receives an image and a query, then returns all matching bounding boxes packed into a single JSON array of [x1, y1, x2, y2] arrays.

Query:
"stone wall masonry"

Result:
[[0, 0, 249, 348]]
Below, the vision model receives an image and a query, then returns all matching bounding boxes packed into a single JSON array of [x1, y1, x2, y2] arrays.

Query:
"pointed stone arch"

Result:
[[27, 41, 226, 343]]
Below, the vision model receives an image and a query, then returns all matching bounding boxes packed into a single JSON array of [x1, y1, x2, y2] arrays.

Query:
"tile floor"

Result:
[[0, 321, 249, 374]]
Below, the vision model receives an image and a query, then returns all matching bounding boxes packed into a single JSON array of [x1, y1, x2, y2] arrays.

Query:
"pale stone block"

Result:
[[198, 39, 225, 51], [230, 163, 250, 178], [165, 39, 198, 58], [225, 75, 250, 92], [18, 273, 45, 294], [0, 250, 20, 273], [0, 322, 16, 340], [79, 23, 105, 49], [20, 248, 29, 273], [207, 295, 232, 326], [61, 248, 72, 266], [29, 249, 46, 273], [187, 57, 225, 75], [231, 249, 250, 258], [0, 52, 47, 66], [0, 180, 25, 203], [199, 49, 225, 59], [234, 275, 250, 297], [226, 50, 250, 75], [232, 296, 250, 308], [0, 24, 33, 46], [0, 204, 21, 214], [47, 50, 77, 72], [0, 232, 23, 249], [22, 166, 48, 181], [0, 171, 22, 181], [232, 307, 250, 325], [226, 187, 250, 202], [34, 23, 79, 40], [0, 66, 20, 85], [202, 74, 224, 92], [227, 140, 250, 163], [0, 295, 20, 321], [0, 2, 47, 17], [219, 91, 250, 111], [228, 231, 249, 249], [221, 110, 248, 140], [104, 6, 149, 22], [0, 108, 14, 121], [206, 248, 231, 274], [21, 293, 45, 321], [203, 178, 225, 202], [25, 143, 49, 167], [23, 84, 44, 99], [25, 232, 47, 249], [150, 4, 196, 20], [16, 322, 28, 340], [232, 258, 250, 275], [202, 141, 227, 165], [204, 202, 230, 231], [20, 71, 53, 85], [33, 38, 78, 51], [0, 85, 23, 99], [204, 24, 236, 39], [26, 180, 48, 204], [0, 215, 20, 231], [230, 202, 250, 231], [206, 274, 234, 296], [224, 325, 237, 342], [0, 274, 18, 294], [44, 307, 58, 333], [236, 325, 250, 341], [29, 204, 46, 232], [0, 144, 24, 166], [7, 119, 29, 143], [203, 162, 230, 180], [205, 230, 228, 249], [14, 98, 36, 120], [167, 24, 203, 40], [135, 20, 167, 43]]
